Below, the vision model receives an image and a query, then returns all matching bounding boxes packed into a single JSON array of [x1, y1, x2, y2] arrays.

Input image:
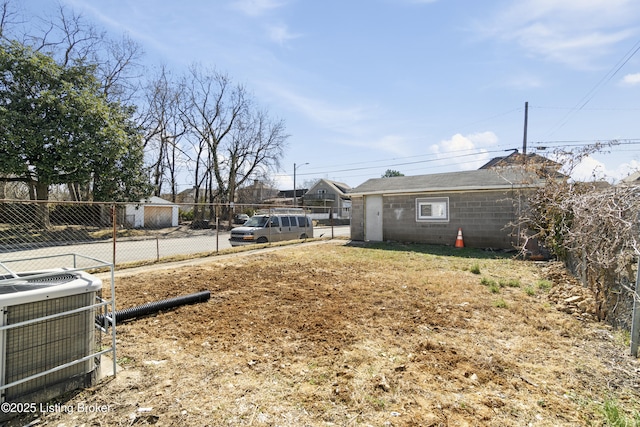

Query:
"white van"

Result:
[[229, 209, 313, 246]]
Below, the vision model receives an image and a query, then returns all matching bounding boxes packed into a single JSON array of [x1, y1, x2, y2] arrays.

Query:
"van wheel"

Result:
[[256, 236, 268, 244], [300, 233, 307, 239]]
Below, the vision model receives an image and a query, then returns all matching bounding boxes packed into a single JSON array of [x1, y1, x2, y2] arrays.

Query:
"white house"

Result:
[[302, 179, 351, 219]]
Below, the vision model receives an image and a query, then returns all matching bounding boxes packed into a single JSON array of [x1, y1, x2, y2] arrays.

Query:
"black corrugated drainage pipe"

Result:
[[96, 290, 210, 328]]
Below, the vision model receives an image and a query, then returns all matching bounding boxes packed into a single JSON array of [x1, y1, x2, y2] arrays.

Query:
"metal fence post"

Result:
[[112, 204, 117, 266], [630, 256, 640, 357]]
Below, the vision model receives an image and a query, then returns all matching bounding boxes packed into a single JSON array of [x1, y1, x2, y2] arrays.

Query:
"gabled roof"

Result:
[[349, 169, 546, 196], [307, 179, 351, 196], [479, 151, 562, 171], [143, 196, 178, 205]]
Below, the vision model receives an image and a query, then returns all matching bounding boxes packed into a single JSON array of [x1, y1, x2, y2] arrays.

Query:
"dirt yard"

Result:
[[11, 240, 640, 426]]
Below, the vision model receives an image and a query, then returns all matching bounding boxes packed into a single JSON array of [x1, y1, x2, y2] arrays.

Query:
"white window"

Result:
[[416, 197, 449, 222]]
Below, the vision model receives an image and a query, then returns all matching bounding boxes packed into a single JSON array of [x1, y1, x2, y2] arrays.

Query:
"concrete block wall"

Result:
[[351, 189, 521, 249], [350, 196, 365, 241]]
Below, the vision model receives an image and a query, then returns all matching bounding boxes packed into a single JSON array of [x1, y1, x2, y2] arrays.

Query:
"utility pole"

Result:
[[293, 162, 309, 207], [522, 101, 529, 156]]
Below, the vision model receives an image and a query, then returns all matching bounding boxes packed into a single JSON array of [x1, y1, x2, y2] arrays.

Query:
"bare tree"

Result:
[[170, 65, 288, 226], [141, 66, 187, 201], [97, 34, 145, 103], [179, 66, 246, 221], [222, 108, 287, 224], [0, 0, 19, 40], [3, 2, 143, 103], [20, 3, 102, 66]]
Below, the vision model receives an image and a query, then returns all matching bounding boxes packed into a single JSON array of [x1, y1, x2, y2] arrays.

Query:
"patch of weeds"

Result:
[[493, 299, 508, 308], [480, 277, 496, 286], [482, 276, 520, 291], [480, 277, 500, 293], [602, 398, 640, 427], [524, 286, 536, 296], [536, 279, 552, 292], [499, 278, 520, 288], [470, 263, 481, 274]]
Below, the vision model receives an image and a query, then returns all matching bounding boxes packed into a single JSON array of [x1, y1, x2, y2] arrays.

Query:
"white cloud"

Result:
[[266, 84, 370, 131], [516, 25, 633, 67], [569, 156, 640, 182], [612, 160, 640, 179], [265, 83, 412, 156], [483, 0, 640, 67], [504, 0, 633, 22], [431, 132, 499, 170], [569, 156, 608, 181], [622, 73, 640, 85]]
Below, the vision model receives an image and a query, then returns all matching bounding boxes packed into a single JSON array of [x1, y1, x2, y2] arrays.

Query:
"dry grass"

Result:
[[11, 241, 640, 426]]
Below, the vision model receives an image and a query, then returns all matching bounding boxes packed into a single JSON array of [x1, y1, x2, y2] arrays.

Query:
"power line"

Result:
[[533, 106, 640, 112], [287, 149, 510, 177], [283, 140, 640, 178], [294, 145, 514, 173], [532, 139, 640, 149], [276, 139, 640, 180], [543, 38, 640, 138]]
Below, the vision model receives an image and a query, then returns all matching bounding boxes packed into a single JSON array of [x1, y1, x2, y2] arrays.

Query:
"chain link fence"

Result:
[[0, 199, 349, 272]]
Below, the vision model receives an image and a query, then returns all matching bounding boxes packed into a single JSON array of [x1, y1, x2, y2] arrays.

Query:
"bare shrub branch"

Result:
[[513, 141, 640, 320]]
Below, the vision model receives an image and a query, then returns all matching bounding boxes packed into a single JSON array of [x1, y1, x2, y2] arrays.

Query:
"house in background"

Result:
[[124, 196, 179, 228], [621, 170, 640, 185], [349, 169, 547, 249], [272, 188, 309, 206], [302, 179, 351, 220], [479, 150, 562, 174], [174, 187, 197, 204], [236, 179, 279, 205]]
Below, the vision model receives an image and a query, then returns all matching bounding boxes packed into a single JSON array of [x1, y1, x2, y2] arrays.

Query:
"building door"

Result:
[[365, 195, 383, 241], [144, 206, 172, 228]]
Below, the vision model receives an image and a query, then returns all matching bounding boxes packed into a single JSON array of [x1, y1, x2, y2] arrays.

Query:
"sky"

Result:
[[17, 0, 640, 190]]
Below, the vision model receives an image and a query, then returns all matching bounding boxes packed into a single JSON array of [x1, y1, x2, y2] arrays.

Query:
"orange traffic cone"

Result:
[[455, 228, 464, 248]]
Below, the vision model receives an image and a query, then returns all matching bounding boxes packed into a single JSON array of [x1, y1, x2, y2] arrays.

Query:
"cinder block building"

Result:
[[349, 168, 548, 249]]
